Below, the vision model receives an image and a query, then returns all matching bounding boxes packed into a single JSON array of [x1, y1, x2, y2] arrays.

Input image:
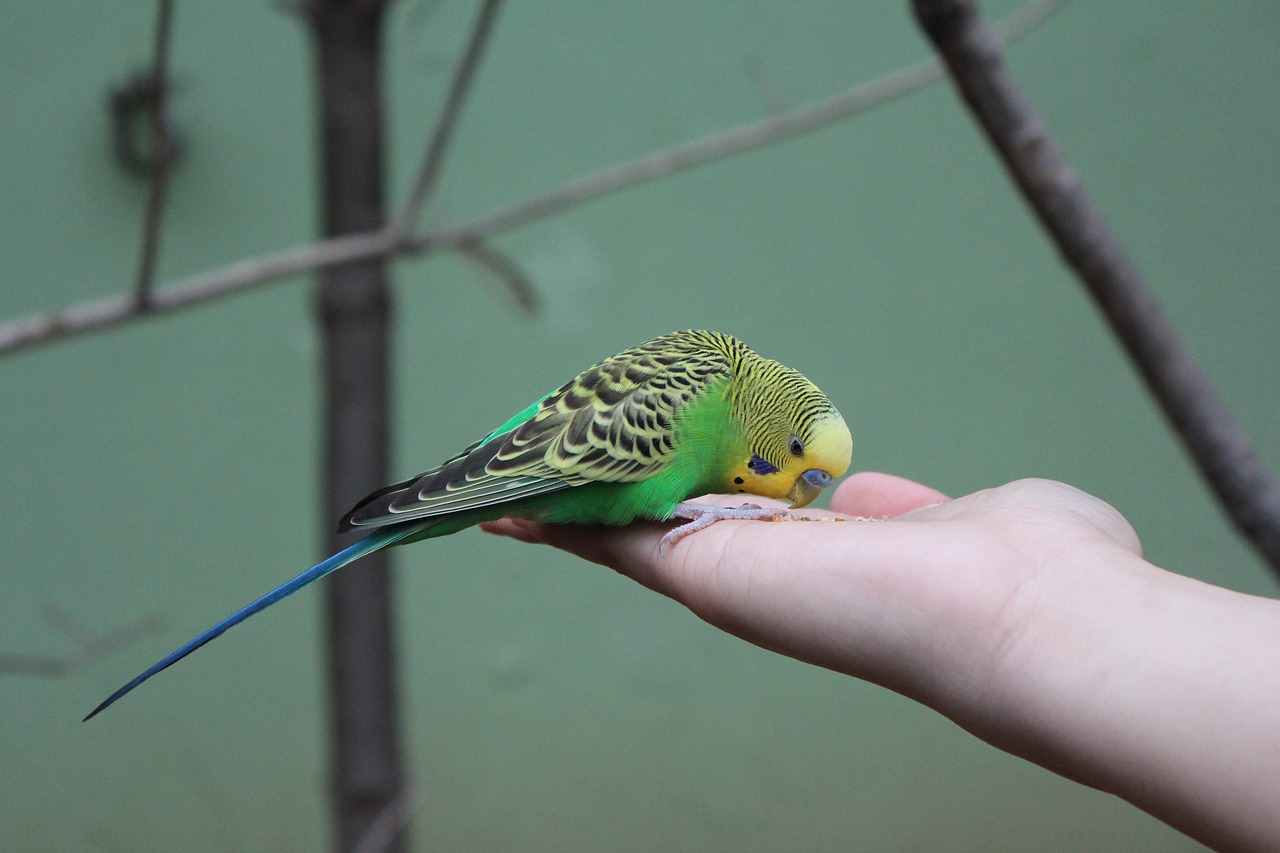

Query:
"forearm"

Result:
[[955, 550, 1280, 852]]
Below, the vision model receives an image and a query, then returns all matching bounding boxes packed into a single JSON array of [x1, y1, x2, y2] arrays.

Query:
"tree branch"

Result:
[[454, 239, 538, 314], [385, 0, 503, 238], [0, 606, 162, 677], [0, 0, 1065, 360], [413, 0, 1067, 250], [911, 0, 1280, 576], [133, 0, 178, 311]]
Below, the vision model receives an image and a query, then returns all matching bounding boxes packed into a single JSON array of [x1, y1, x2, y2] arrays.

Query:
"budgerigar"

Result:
[[85, 330, 852, 720]]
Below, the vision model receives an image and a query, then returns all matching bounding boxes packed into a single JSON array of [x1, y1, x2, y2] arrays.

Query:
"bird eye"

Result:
[[788, 436, 804, 457]]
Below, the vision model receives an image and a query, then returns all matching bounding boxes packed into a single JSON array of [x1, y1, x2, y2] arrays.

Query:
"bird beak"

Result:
[[788, 469, 833, 509]]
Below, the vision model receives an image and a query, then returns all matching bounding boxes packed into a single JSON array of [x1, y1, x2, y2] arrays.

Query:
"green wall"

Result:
[[2, 2, 1276, 850]]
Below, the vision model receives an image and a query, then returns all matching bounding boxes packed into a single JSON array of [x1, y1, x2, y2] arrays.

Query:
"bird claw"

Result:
[[659, 501, 796, 555]]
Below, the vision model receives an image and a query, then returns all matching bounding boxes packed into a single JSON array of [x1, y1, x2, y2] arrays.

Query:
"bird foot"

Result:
[[659, 501, 847, 555]]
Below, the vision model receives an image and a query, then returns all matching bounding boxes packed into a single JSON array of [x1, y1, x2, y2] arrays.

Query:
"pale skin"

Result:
[[483, 473, 1280, 852]]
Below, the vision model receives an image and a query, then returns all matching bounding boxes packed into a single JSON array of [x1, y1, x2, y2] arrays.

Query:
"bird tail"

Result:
[[83, 524, 417, 721]]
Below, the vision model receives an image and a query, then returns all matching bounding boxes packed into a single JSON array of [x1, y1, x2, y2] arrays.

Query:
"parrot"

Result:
[[84, 330, 852, 720]]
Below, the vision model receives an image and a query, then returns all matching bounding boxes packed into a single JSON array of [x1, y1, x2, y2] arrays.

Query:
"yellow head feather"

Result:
[[721, 350, 852, 507]]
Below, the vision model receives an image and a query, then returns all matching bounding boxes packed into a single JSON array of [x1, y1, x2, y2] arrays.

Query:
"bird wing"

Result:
[[340, 334, 733, 529]]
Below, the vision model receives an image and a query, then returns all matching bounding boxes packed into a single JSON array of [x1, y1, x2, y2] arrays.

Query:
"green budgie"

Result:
[[85, 330, 852, 720]]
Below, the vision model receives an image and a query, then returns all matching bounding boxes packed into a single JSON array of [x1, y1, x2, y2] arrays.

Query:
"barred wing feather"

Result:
[[340, 333, 733, 530]]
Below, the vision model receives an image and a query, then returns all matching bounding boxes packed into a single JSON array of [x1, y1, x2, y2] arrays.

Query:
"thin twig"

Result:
[[453, 240, 538, 314], [0, 0, 1065, 359], [386, 0, 504, 238], [134, 0, 178, 311], [0, 228, 401, 354], [413, 0, 1068, 247], [0, 607, 163, 677], [912, 0, 1280, 576]]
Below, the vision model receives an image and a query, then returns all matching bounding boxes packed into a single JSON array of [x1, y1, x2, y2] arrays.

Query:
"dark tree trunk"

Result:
[[306, 2, 407, 851]]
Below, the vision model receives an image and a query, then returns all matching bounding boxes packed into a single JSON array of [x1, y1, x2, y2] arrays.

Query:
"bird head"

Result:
[[727, 409, 852, 509]]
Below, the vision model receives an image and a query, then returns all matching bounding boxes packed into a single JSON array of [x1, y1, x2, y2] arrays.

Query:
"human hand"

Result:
[[485, 473, 1280, 851], [483, 473, 1140, 710]]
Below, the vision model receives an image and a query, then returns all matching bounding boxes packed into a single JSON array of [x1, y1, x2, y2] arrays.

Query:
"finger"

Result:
[[832, 472, 949, 518], [481, 516, 667, 579], [479, 517, 548, 545], [526, 520, 664, 576]]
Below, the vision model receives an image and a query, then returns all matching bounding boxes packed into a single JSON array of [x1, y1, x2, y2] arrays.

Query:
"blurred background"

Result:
[[2, 1, 1277, 850]]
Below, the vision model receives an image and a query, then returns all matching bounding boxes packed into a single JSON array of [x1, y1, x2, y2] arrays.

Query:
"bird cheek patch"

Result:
[[728, 457, 793, 502]]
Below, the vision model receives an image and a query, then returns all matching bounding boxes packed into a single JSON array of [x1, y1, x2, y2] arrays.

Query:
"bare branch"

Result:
[[134, 0, 179, 311], [419, 0, 1068, 249], [452, 240, 538, 314], [912, 0, 1280, 576], [0, 607, 163, 677], [0, 0, 1065, 359], [386, 0, 504, 238], [0, 228, 400, 356]]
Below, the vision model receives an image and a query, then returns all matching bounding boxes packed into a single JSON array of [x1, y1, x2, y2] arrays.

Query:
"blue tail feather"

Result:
[[84, 526, 409, 721]]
